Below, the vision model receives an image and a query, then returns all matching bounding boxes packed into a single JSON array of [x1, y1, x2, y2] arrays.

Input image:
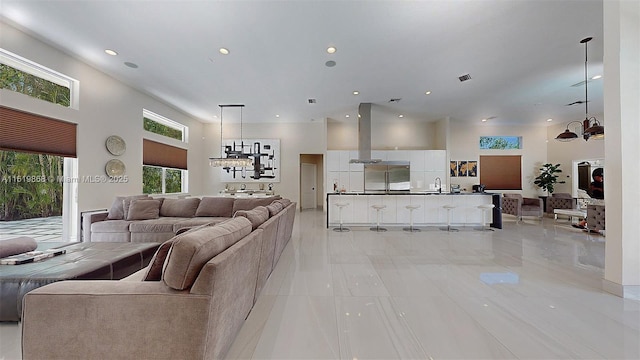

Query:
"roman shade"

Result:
[[0, 105, 77, 157], [480, 155, 522, 190], [143, 138, 187, 170]]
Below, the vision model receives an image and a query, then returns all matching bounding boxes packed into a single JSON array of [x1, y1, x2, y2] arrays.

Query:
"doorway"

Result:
[[572, 158, 604, 198], [299, 154, 324, 210]]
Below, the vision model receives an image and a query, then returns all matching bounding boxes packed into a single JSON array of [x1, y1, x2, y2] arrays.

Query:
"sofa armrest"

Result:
[[22, 281, 211, 360], [81, 210, 108, 242]]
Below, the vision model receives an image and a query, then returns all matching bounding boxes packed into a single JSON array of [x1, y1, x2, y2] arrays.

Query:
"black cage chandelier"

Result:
[[209, 104, 253, 167], [556, 37, 605, 142]]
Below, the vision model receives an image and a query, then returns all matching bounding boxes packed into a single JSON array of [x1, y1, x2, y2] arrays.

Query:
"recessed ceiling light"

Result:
[[591, 75, 602, 80], [105, 49, 118, 56], [219, 48, 229, 55], [398, 114, 404, 118], [275, 114, 280, 118], [481, 118, 487, 122], [425, 91, 431, 95], [547, 118, 553, 122], [345, 114, 350, 118], [327, 46, 337, 54], [353, 91, 359, 95]]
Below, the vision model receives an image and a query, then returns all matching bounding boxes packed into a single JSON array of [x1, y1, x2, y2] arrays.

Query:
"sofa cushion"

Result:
[[266, 202, 283, 216], [195, 197, 235, 217], [234, 206, 269, 230], [160, 198, 200, 217], [107, 195, 149, 220], [91, 219, 133, 233], [129, 217, 186, 233], [142, 239, 175, 281], [126, 199, 161, 220], [163, 216, 252, 290], [232, 196, 281, 213]]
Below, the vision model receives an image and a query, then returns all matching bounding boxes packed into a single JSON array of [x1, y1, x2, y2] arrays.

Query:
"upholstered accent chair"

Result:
[[502, 193, 543, 221], [546, 192, 576, 213], [587, 204, 605, 232]]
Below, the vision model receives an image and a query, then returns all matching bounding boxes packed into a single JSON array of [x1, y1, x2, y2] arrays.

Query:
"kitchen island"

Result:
[[327, 192, 501, 229]]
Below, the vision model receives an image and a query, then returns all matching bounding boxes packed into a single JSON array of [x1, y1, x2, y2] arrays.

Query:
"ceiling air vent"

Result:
[[389, 98, 402, 103], [308, 98, 316, 104], [458, 74, 472, 82]]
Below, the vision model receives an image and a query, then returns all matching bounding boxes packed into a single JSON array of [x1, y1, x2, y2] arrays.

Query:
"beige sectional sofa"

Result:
[[83, 195, 281, 243], [22, 199, 296, 360]]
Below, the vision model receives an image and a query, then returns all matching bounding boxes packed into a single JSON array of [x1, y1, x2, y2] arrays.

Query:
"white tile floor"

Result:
[[1, 210, 639, 360]]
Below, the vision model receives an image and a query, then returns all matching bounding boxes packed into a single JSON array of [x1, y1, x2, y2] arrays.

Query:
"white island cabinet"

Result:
[[327, 193, 500, 228]]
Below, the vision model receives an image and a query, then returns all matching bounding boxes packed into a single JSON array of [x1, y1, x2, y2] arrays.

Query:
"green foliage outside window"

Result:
[[143, 166, 183, 194], [0, 150, 63, 220], [142, 166, 163, 194], [479, 136, 521, 149], [0, 64, 70, 107], [165, 169, 182, 193], [143, 117, 183, 141]]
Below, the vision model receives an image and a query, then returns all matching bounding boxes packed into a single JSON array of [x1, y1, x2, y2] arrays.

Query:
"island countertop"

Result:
[[326, 192, 502, 229]]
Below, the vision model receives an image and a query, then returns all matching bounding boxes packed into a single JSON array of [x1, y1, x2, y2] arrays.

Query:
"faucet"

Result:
[[435, 177, 442, 193]]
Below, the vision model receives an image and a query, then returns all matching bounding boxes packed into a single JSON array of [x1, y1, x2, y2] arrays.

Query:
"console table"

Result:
[[0, 242, 159, 321]]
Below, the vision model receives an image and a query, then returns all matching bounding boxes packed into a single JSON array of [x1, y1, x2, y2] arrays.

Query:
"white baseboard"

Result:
[[602, 279, 640, 300]]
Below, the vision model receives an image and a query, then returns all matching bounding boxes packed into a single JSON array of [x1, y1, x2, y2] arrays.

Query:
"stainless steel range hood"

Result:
[[349, 103, 382, 164]]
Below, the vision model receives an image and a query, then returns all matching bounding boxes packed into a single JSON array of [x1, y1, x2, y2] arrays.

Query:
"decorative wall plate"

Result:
[[106, 135, 126, 156], [105, 159, 126, 176]]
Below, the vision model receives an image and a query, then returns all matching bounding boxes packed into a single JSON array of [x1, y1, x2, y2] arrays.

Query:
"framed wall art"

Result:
[[219, 138, 280, 182], [457, 161, 468, 177]]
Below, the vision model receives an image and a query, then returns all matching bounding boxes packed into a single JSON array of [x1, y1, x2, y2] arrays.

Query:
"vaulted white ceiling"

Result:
[[0, 0, 604, 126]]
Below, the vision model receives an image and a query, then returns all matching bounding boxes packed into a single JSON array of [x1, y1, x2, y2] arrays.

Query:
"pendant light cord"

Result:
[[584, 39, 589, 117]]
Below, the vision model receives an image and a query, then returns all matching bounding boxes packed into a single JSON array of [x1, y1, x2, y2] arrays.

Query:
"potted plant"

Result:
[[534, 163, 565, 195]]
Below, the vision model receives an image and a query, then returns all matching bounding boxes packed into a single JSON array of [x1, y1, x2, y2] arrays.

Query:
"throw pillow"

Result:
[[234, 206, 269, 230], [266, 202, 283, 216], [142, 238, 175, 281], [160, 198, 201, 217], [0, 236, 38, 258], [126, 199, 161, 220], [195, 197, 235, 217], [107, 194, 149, 220]]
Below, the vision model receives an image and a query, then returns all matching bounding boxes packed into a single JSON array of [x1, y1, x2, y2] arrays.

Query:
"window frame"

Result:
[[142, 165, 188, 195], [143, 109, 188, 142], [0, 48, 79, 109]]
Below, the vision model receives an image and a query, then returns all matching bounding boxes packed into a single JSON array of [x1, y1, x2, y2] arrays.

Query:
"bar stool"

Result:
[[403, 204, 421, 232], [477, 203, 495, 231], [333, 202, 350, 232], [440, 204, 458, 232], [370, 204, 387, 232]]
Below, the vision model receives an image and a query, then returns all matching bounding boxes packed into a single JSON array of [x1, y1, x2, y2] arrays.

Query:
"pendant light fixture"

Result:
[[556, 37, 604, 142], [209, 104, 253, 167]]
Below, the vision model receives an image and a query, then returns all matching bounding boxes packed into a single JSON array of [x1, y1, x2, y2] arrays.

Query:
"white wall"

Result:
[[0, 22, 206, 213], [449, 122, 548, 197], [201, 120, 327, 203], [327, 118, 438, 150]]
